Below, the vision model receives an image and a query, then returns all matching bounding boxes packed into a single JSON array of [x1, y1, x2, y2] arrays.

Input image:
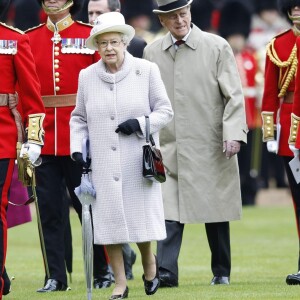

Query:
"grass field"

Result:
[[5, 200, 300, 299]]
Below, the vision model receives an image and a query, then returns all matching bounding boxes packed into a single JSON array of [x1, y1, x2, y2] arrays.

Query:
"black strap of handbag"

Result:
[[145, 116, 155, 146]]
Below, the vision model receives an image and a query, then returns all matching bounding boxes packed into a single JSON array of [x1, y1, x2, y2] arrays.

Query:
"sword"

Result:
[[21, 153, 50, 279]]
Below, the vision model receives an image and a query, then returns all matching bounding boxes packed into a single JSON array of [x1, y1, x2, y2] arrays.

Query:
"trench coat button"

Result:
[[55, 86, 60, 92], [54, 51, 59, 56], [111, 146, 116, 151], [111, 116, 115, 120], [55, 72, 60, 77], [114, 176, 119, 181], [110, 85, 113, 91]]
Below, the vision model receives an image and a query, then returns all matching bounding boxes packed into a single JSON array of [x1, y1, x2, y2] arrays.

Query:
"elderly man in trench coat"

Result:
[[143, 0, 248, 286]]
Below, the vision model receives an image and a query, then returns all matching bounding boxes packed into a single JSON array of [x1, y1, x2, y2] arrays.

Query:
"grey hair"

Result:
[[120, 34, 130, 46]]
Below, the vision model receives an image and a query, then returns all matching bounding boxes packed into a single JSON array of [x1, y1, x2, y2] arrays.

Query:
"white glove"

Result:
[[266, 141, 278, 154], [223, 140, 241, 159], [20, 143, 42, 165], [289, 144, 300, 157]]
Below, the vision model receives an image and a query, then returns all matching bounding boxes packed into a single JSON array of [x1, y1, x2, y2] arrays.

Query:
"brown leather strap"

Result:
[[0, 94, 8, 106], [42, 94, 76, 107], [283, 91, 293, 104], [8, 93, 25, 143]]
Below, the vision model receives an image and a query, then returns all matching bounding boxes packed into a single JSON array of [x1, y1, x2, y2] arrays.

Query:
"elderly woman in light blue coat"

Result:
[[70, 12, 173, 300]]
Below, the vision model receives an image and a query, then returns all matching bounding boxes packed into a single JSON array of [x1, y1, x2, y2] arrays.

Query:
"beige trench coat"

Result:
[[144, 25, 248, 224]]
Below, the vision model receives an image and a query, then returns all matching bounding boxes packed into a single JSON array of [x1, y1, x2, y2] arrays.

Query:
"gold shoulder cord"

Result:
[[266, 38, 297, 97]]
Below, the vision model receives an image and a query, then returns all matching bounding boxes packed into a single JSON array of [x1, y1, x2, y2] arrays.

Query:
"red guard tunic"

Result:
[[235, 49, 259, 129], [292, 37, 300, 148], [0, 22, 45, 158], [26, 15, 99, 156], [0, 22, 45, 298], [261, 29, 297, 156]]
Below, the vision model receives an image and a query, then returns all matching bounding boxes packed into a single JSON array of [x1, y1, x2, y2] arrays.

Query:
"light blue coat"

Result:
[[70, 52, 173, 244]]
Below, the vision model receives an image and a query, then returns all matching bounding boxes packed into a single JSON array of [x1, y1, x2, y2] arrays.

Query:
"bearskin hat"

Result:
[[255, 0, 278, 13], [121, 0, 154, 21], [278, 0, 300, 18], [0, 0, 11, 18], [218, 0, 252, 39], [191, 0, 215, 31], [36, 0, 82, 15]]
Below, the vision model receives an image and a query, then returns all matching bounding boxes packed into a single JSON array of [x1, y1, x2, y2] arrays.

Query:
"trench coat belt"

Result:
[[0, 94, 9, 106], [283, 91, 293, 104], [42, 94, 77, 107]]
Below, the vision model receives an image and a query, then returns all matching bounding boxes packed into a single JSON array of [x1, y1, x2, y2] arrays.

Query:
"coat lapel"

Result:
[[162, 33, 176, 60], [161, 24, 202, 60]]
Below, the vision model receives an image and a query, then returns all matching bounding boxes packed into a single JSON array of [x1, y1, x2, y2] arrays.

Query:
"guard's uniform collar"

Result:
[[46, 14, 74, 32]]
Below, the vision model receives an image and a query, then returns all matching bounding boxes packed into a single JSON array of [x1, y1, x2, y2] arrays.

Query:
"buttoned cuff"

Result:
[[289, 113, 300, 145], [261, 111, 275, 142], [26, 113, 45, 146]]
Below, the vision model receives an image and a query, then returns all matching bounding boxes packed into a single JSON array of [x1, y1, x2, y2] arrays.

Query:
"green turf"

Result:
[[5, 204, 300, 299]]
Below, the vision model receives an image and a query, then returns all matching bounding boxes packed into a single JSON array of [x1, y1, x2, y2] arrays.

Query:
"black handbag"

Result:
[[142, 116, 166, 183]]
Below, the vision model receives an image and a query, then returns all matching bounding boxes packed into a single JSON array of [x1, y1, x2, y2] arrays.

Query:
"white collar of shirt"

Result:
[[171, 27, 192, 49]]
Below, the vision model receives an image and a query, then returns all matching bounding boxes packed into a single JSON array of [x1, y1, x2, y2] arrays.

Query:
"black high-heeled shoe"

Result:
[[142, 255, 160, 295], [109, 286, 129, 300]]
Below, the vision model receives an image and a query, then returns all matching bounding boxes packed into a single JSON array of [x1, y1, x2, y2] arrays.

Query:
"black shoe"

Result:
[[36, 279, 68, 292], [94, 273, 112, 289], [210, 276, 230, 285], [109, 286, 129, 299], [142, 255, 160, 295], [3, 268, 11, 295], [286, 272, 300, 285], [159, 268, 178, 288]]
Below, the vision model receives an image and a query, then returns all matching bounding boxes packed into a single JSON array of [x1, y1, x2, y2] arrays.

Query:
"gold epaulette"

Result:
[[27, 113, 45, 146], [289, 113, 300, 145], [0, 22, 24, 34], [261, 111, 276, 142], [25, 23, 45, 33], [75, 20, 93, 28], [273, 28, 290, 39]]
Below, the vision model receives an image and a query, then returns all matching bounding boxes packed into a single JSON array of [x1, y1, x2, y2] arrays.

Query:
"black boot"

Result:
[[93, 244, 113, 288], [122, 244, 136, 280], [3, 268, 11, 295]]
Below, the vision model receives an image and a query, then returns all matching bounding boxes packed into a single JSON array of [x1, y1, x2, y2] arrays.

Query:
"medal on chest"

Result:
[[51, 32, 62, 44], [0, 40, 17, 55]]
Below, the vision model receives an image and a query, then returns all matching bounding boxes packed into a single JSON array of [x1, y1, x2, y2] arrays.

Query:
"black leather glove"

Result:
[[115, 119, 140, 135], [72, 152, 90, 169]]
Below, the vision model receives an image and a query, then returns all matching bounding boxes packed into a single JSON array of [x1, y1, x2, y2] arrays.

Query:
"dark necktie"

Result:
[[175, 40, 185, 46]]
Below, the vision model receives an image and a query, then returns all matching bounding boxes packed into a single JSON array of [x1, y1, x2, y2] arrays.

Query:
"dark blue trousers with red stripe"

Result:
[[0, 159, 14, 298], [283, 156, 300, 271]]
